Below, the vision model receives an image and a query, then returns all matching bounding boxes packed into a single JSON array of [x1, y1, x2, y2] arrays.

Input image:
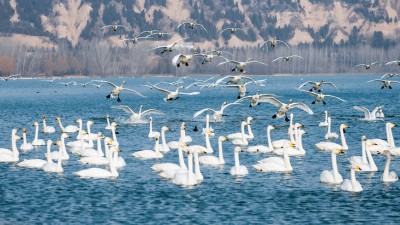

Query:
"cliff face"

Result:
[[1, 0, 399, 48]]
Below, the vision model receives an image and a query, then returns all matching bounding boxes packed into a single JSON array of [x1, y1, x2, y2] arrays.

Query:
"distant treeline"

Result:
[[0, 39, 399, 77]]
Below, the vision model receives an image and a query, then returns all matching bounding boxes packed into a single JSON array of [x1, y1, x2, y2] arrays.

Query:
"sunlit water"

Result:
[[1, 74, 400, 224]]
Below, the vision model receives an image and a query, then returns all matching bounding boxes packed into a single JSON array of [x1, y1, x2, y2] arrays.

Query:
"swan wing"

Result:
[[100, 25, 112, 30], [172, 54, 185, 65], [112, 105, 135, 115], [299, 90, 318, 96], [240, 75, 257, 83], [322, 82, 338, 89], [122, 88, 146, 97], [353, 106, 371, 119], [219, 28, 231, 34], [272, 57, 284, 62], [197, 24, 208, 32], [222, 102, 240, 111], [179, 91, 200, 95], [366, 79, 382, 83], [193, 108, 216, 118], [177, 22, 189, 29], [290, 55, 304, 59], [385, 60, 400, 65], [355, 64, 367, 67], [247, 61, 269, 67], [234, 96, 252, 103], [214, 76, 234, 85], [389, 80, 400, 83], [289, 103, 313, 115], [140, 109, 164, 117], [259, 40, 271, 49], [298, 81, 316, 89], [147, 84, 171, 94], [276, 40, 289, 47], [324, 94, 347, 102], [257, 97, 283, 107], [92, 80, 117, 88]]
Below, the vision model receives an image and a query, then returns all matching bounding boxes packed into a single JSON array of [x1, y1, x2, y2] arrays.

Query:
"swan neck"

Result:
[[283, 148, 292, 169], [57, 119, 66, 131], [43, 119, 47, 132], [194, 152, 202, 177], [110, 150, 119, 176], [234, 151, 240, 172], [56, 145, 63, 170], [23, 132, 27, 145], [178, 144, 187, 169], [218, 140, 224, 163], [365, 143, 377, 169], [331, 151, 339, 180], [46, 143, 53, 163], [149, 120, 153, 134], [241, 123, 246, 142], [97, 137, 103, 156], [247, 124, 253, 137], [205, 133, 212, 150], [12, 134, 19, 159], [340, 127, 348, 149], [289, 125, 294, 142], [350, 168, 357, 187], [267, 128, 273, 149], [154, 138, 160, 153], [383, 152, 391, 179], [161, 130, 167, 148], [361, 140, 367, 164], [34, 125, 39, 141]]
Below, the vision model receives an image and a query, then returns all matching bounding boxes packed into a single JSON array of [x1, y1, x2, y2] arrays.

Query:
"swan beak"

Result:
[[392, 123, 396, 127], [66, 135, 71, 138], [91, 122, 95, 125], [356, 165, 362, 171], [289, 142, 295, 148], [337, 149, 345, 154]]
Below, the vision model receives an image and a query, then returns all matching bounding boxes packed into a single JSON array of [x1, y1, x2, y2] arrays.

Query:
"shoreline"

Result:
[[6, 72, 379, 79]]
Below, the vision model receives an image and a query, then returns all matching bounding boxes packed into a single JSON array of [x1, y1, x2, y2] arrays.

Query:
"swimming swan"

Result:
[[381, 150, 398, 183], [227, 117, 254, 140], [253, 142, 295, 172], [42, 140, 64, 173], [320, 149, 345, 184], [340, 165, 363, 192], [46, 133, 70, 160], [56, 117, 79, 133], [32, 122, 46, 146], [75, 146, 119, 179], [0, 129, 21, 162], [198, 136, 227, 165], [229, 146, 248, 176], [315, 124, 349, 151], [156, 126, 170, 153], [350, 136, 378, 172], [17, 140, 50, 168], [132, 135, 163, 159], [42, 116, 55, 133], [19, 128, 34, 151], [325, 117, 339, 140], [319, 111, 329, 127], [247, 125, 275, 153], [79, 138, 113, 165]]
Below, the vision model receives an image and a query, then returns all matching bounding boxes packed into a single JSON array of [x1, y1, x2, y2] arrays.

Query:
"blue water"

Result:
[[1, 75, 400, 224]]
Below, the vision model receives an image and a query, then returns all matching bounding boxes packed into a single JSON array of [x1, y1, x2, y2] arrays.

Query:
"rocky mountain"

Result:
[[1, 0, 399, 49]]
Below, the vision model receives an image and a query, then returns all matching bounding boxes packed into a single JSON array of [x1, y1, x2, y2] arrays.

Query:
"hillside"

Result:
[[0, 0, 399, 48]]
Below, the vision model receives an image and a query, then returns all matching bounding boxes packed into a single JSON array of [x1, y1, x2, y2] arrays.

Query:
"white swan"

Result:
[[157, 126, 170, 153], [42, 140, 64, 173], [315, 124, 349, 151], [0, 129, 21, 162], [31, 122, 46, 146], [201, 115, 215, 137], [46, 133, 70, 160], [145, 83, 199, 101], [350, 136, 378, 172], [199, 136, 227, 165], [177, 22, 207, 32], [319, 111, 329, 127], [272, 55, 303, 62], [148, 117, 160, 139], [19, 128, 34, 151], [274, 127, 306, 156], [325, 117, 338, 140], [381, 150, 398, 183], [193, 101, 239, 122], [157, 142, 188, 179], [367, 79, 400, 89], [105, 115, 112, 130], [253, 142, 294, 172], [79, 138, 113, 165], [218, 57, 268, 73], [225, 80, 251, 99], [167, 122, 192, 149], [214, 74, 255, 86], [76, 133, 105, 157], [298, 80, 337, 92], [353, 106, 383, 121], [75, 146, 119, 179], [146, 37, 188, 54], [172, 147, 204, 186], [227, 117, 254, 140], [42, 116, 55, 133], [93, 80, 146, 102], [272, 120, 299, 149], [0, 129, 20, 156], [259, 37, 289, 50], [193, 148, 204, 182], [247, 125, 275, 153], [56, 117, 79, 133], [133, 135, 163, 159], [77, 120, 97, 141], [234, 90, 278, 107], [366, 122, 393, 154], [230, 121, 250, 146], [376, 108, 384, 119], [261, 97, 313, 122], [340, 165, 363, 192], [320, 149, 345, 184], [112, 105, 164, 122], [356, 62, 378, 69], [229, 146, 248, 176], [18, 140, 52, 168], [300, 90, 346, 105]]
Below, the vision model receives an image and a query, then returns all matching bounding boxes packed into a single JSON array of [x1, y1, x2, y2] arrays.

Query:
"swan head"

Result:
[[87, 121, 95, 125], [294, 123, 302, 128], [340, 124, 350, 130], [12, 128, 18, 134], [324, 110, 328, 114], [336, 149, 345, 154], [351, 165, 362, 171], [361, 135, 367, 141], [111, 122, 118, 127], [219, 136, 227, 142], [268, 125, 275, 130], [234, 146, 243, 152], [33, 122, 39, 127], [75, 119, 82, 123], [162, 126, 169, 132], [247, 117, 254, 122], [54, 141, 61, 146], [56, 117, 60, 121], [104, 137, 113, 144], [97, 132, 104, 138], [122, 81, 126, 84], [389, 123, 395, 128], [106, 115, 110, 118], [288, 99, 293, 103], [22, 128, 27, 133], [47, 139, 53, 145], [149, 117, 153, 121]]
